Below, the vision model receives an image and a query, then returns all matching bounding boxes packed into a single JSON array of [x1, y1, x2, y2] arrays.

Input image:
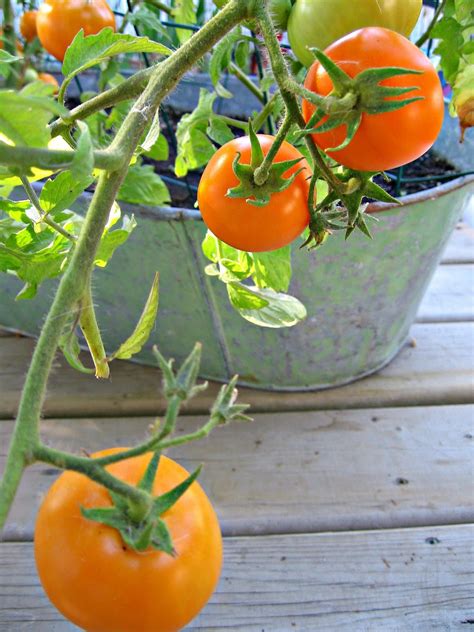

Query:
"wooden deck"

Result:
[[0, 222, 473, 631]]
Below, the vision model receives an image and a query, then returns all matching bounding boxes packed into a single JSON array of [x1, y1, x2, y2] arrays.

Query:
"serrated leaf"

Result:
[[118, 163, 170, 207], [71, 121, 94, 181], [207, 117, 234, 146], [40, 171, 94, 217], [234, 286, 307, 328], [61, 29, 171, 97], [110, 272, 159, 360]]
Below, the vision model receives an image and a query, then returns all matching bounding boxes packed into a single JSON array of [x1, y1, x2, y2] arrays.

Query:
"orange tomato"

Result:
[[198, 135, 311, 252], [20, 10, 38, 43], [302, 27, 444, 171], [37, 0, 116, 62], [38, 72, 59, 93], [35, 450, 223, 632]]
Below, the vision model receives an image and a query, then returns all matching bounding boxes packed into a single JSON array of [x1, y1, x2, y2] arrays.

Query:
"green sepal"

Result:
[[80, 463, 202, 554], [227, 152, 304, 207], [249, 122, 264, 170], [309, 47, 353, 94], [210, 375, 253, 424], [152, 466, 202, 516], [153, 343, 208, 403]]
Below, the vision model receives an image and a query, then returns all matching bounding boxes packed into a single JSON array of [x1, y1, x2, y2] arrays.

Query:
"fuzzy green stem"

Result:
[[0, 143, 122, 172], [256, 4, 346, 196], [253, 114, 292, 185], [230, 61, 265, 103], [143, 0, 173, 15], [33, 444, 152, 509], [252, 91, 280, 131], [0, 0, 249, 532], [215, 113, 248, 130], [19, 174, 77, 242], [49, 68, 154, 138], [416, 0, 448, 48], [79, 281, 110, 379]]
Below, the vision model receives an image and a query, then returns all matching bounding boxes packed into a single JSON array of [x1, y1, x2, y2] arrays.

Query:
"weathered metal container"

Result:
[[1, 174, 473, 390]]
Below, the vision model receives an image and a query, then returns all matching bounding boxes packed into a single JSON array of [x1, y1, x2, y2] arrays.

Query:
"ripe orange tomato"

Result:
[[198, 135, 311, 252], [38, 72, 59, 93], [35, 449, 223, 632], [37, 0, 116, 62], [20, 10, 38, 43], [302, 27, 444, 172]]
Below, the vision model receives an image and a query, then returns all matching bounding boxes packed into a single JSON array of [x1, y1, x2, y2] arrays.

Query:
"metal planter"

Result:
[[1, 174, 473, 390]]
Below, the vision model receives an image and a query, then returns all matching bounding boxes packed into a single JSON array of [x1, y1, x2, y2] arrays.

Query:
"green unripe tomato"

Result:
[[271, 0, 293, 31], [24, 67, 39, 83], [288, 0, 423, 66]]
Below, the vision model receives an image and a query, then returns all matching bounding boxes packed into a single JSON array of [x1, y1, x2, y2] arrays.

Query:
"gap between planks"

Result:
[[2, 404, 473, 541], [0, 524, 472, 631]]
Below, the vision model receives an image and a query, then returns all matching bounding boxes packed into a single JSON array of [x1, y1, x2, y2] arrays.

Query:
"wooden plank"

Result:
[[2, 405, 473, 540], [442, 222, 474, 264], [417, 264, 474, 322], [0, 525, 472, 631], [1, 322, 473, 419]]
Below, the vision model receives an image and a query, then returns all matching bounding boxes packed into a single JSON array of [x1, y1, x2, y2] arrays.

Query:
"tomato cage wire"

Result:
[[21, 0, 474, 200]]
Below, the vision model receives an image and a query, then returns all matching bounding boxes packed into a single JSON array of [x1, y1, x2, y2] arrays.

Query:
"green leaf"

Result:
[[175, 89, 218, 177], [118, 163, 170, 207], [95, 213, 137, 268], [59, 328, 95, 375], [232, 286, 307, 328], [61, 29, 171, 97], [140, 109, 161, 154], [129, 5, 174, 46], [110, 272, 159, 360], [252, 246, 292, 293], [40, 171, 93, 217], [0, 91, 65, 147], [227, 283, 269, 310], [209, 30, 242, 98], [207, 117, 234, 146], [71, 121, 94, 181], [144, 134, 169, 162], [172, 0, 197, 44]]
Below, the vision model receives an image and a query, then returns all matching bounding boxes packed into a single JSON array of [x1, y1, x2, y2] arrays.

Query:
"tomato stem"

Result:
[[79, 281, 111, 379], [253, 114, 292, 185]]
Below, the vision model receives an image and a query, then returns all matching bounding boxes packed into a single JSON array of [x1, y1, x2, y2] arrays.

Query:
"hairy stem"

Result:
[[416, 0, 447, 48], [256, 4, 346, 196], [20, 174, 77, 242], [0, 143, 122, 172], [230, 61, 265, 103], [0, 0, 249, 531], [2, 0, 18, 87], [79, 281, 110, 379], [253, 114, 292, 185]]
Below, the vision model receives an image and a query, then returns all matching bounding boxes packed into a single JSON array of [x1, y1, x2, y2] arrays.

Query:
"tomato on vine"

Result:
[[37, 0, 116, 62], [288, 0, 422, 67], [35, 449, 223, 632], [302, 27, 444, 172], [19, 10, 38, 43], [198, 135, 311, 253]]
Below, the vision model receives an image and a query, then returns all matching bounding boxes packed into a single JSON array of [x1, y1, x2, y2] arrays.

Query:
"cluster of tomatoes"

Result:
[[5, 0, 115, 90], [199, 25, 444, 253]]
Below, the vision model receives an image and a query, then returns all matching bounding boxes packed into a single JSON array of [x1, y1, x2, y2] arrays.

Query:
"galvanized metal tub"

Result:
[[1, 175, 473, 390]]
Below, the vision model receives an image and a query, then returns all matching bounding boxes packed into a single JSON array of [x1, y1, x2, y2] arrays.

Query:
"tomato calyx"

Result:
[[303, 169, 399, 248], [227, 125, 305, 207], [301, 47, 425, 152], [82, 452, 202, 554]]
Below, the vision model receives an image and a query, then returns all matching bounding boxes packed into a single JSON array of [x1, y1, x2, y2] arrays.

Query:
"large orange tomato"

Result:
[[36, 0, 116, 62], [302, 27, 444, 172], [198, 135, 311, 252], [20, 10, 38, 43], [35, 449, 223, 632]]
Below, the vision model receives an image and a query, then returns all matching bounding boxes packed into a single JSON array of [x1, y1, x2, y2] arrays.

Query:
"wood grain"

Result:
[[1, 525, 472, 631], [2, 405, 473, 540], [417, 264, 474, 322], [2, 321, 473, 420]]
